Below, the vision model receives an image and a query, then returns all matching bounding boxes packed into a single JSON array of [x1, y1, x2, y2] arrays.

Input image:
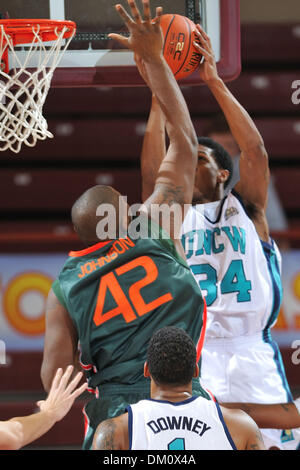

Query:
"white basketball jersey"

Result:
[[181, 191, 282, 338], [127, 396, 236, 450]]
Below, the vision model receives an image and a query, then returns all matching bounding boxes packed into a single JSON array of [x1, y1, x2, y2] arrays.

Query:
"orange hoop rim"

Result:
[[0, 19, 76, 45]]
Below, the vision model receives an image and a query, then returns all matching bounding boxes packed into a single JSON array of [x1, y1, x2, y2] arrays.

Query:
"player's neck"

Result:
[[192, 185, 224, 205], [151, 383, 193, 402]]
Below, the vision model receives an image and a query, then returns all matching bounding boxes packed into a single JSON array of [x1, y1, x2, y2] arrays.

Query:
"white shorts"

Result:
[[200, 331, 300, 450]]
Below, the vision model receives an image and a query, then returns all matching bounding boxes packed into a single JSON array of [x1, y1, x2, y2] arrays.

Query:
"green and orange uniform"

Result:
[[52, 218, 207, 449]]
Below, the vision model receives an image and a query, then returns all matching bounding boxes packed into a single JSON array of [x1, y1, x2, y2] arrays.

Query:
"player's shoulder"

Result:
[[221, 405, 259, 431], [220, 406, 265, 450], [221, 405, 253, 423], [93, 413, 129, 450]]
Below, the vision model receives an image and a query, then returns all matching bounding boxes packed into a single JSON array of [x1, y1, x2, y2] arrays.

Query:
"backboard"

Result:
[[1, 0, 241, 86]]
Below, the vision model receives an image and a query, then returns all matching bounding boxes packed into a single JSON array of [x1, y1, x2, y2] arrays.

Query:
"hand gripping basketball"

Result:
[[108, 0, 164, 63]]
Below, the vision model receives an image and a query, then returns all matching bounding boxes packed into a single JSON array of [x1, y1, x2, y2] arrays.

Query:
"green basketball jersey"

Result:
[[54, 218, 204, 392]]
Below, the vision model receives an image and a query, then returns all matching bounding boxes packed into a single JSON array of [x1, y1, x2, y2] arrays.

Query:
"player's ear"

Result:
[[144, 361, 150, 378], [193, 363, 200, 378], [217, 169, 229, 186]]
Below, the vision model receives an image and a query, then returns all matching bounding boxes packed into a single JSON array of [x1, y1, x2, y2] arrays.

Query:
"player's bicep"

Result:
[[41, 288, 78, 391], [234, 146, 270, 210], [141, 96, 167, 203], [246, 428, 266, 450], [93, 415, 128, 450], [245, 418, 266, 450], [144, 128, 197, 204]]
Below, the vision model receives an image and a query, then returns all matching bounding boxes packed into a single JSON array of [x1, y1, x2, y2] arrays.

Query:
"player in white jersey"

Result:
[[137, 24, 299, 450], [92, 326, 265, 450]]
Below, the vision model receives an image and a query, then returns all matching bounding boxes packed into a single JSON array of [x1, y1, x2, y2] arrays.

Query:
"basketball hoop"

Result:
[[0, 19, 76, 153]]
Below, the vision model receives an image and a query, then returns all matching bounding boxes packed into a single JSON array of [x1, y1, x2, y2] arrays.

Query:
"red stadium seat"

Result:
[[241, 23, 300, 65], [42, 70, 300, 117], [0, 168, 142, 211], [193, 117, 300, 160], [227, 72, 300, 115], [272, 167, 300, 210], [0, 352, 44, 392], [1, 118, 147, 162], [248, 118, 300, 159], [1, 114, 299, 164]]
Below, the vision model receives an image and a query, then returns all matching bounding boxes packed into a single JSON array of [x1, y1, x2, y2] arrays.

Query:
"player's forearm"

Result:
[[222, 402, 300, 429], [144, 58, 198, 155], [0, 422, 23, 450], [207, 77, 266, 156], [141, 95, 166, 201], [10, 411, 57, 449]]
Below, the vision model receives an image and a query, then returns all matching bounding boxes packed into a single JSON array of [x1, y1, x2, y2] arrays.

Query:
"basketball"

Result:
[[160, 14, 202, 81]]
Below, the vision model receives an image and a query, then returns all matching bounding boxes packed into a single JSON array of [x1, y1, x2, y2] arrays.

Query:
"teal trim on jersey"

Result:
[[262, 329, 292, 402], [261, 239, 283, 331], [261, 239, 292, 402]]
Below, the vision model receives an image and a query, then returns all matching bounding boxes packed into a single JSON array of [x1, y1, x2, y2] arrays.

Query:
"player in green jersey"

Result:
[[41, 0, 206, 450]]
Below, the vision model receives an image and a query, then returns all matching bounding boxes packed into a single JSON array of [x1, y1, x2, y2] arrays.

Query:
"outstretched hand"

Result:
[[37, 365, 87, 423], [109, 0, 164, 64], [193, 24, 219, 84]]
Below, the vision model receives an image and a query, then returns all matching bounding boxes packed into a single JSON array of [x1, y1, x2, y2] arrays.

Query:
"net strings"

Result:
[[0, 24, 75, 153]]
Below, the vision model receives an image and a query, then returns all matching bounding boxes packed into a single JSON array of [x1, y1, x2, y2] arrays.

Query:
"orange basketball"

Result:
[[160, 14, 202, 81]]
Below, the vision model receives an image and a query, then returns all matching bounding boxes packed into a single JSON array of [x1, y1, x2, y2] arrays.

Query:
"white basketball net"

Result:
[[0, 24, 75, 153]]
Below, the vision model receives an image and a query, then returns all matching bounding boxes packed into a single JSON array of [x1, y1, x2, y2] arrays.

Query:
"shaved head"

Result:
[[71, 185, 126, 245]]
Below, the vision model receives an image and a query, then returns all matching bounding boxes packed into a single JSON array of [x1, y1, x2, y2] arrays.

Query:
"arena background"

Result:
[[0, 0, 300, 449]]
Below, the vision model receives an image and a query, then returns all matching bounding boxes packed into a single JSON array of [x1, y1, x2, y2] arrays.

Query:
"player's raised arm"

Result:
[[109, 1, 198, 243], [134, 54, 167, 202], [194, 24, 270, 241], [222, 399, 300, 430], [41, 287, 79, 392]]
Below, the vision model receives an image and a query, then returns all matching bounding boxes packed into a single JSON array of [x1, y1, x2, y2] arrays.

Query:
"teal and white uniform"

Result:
[[181, 190, 299, 450], [127, 395, 236, 450]]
